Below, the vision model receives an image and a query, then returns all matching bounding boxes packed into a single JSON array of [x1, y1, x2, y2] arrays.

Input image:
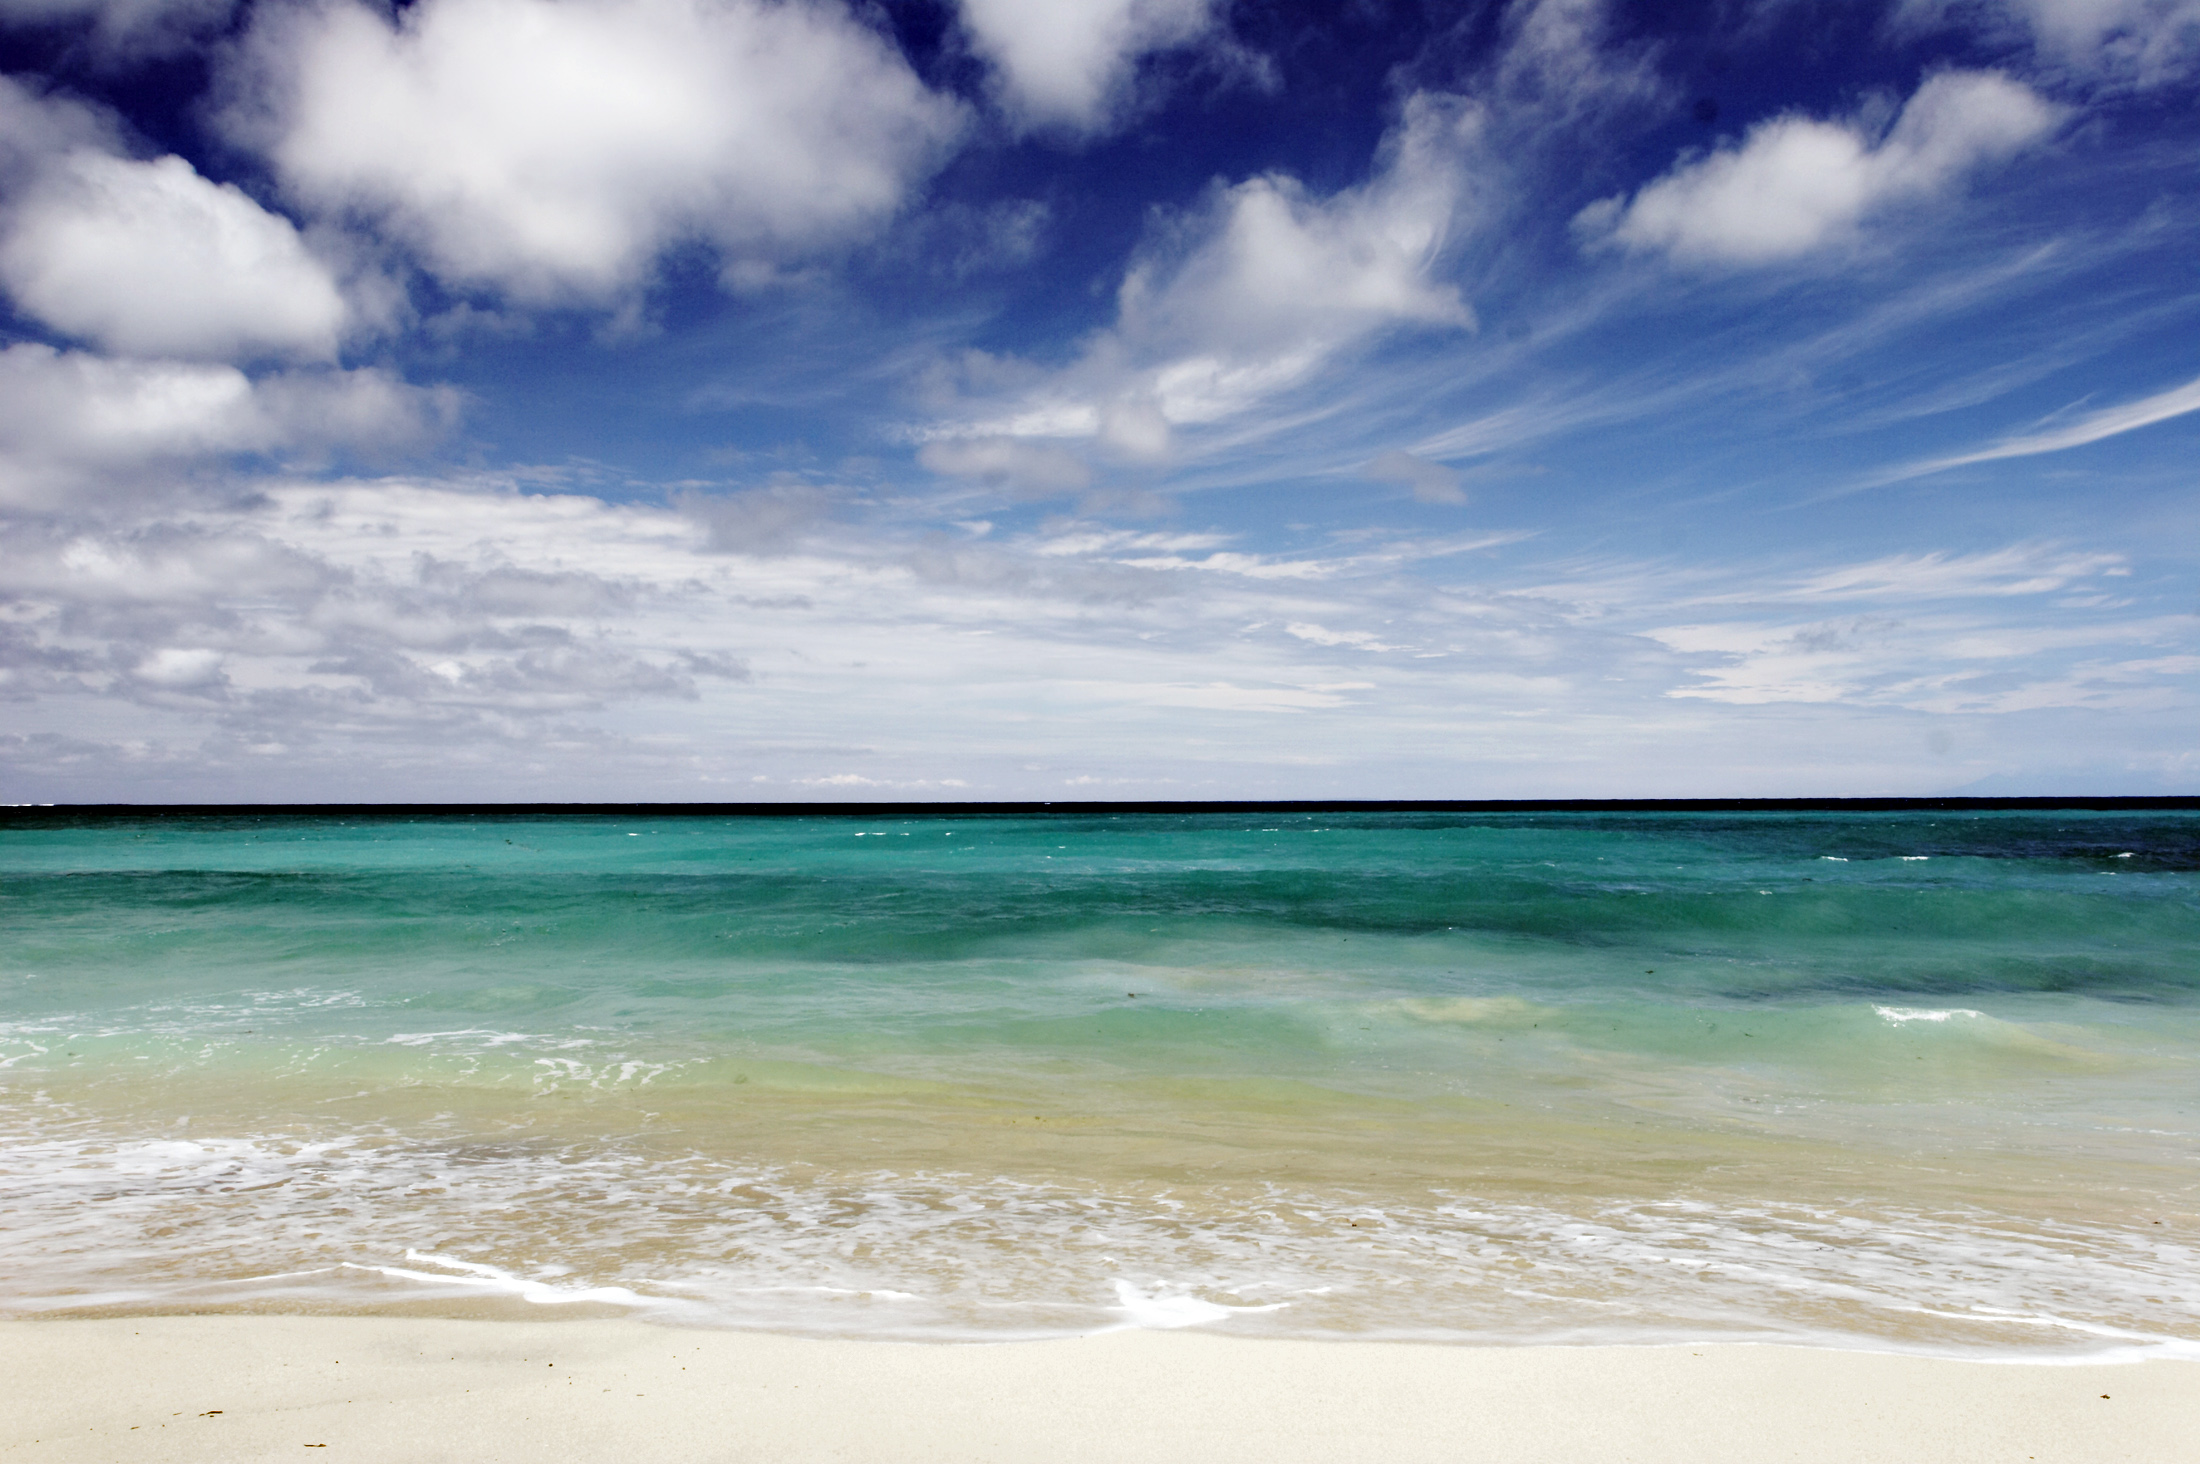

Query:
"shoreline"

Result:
[[5, 1316, 2196, 1463]]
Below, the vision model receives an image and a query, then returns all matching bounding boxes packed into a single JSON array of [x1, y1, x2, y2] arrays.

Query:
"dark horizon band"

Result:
[[5, 796, 2197, 823]]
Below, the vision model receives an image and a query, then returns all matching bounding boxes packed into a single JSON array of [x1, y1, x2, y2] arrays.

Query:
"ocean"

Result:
[[2, 807, 2194, 1356]]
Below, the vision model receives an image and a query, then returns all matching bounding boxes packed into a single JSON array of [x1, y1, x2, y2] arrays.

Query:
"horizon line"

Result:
[[4, 796, 2197, 820]]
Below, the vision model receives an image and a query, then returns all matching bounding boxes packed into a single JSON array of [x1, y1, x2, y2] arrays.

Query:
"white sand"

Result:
[[3, 1317, 2193, 1463]]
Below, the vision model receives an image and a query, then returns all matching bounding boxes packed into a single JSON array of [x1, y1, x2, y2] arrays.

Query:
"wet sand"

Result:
[[3, 1316, 2194, 1462]]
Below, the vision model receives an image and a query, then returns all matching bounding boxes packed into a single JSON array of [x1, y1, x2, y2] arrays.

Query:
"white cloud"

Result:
[[1579, 71, 2063, 265], [0, 0, 234, 56], [0, 89, 446, 513], [0, 150, 347, 361], [917, 436, 1092, 497], [677, 481, 837, 554], [1089, 400, 1169, 465], [2009, 0, 2200, 78], [1116, 97, 1476, 373], [227, 0, 964, 302], [956, 0, 1215, 134], [0, 483, 745, 729], [1482, 0, 1665, 127], [134, 645, 227, 689], [0, 343, 455, 510], [1, 474, 2190, 797], [1898, 0, 2200, 87], [1285, 621, 1397, 651], [914, 6, 1665, 478], [1888, 368, 2200, 481], [1055, 678, 1362, 712], [928, 92, 1478, 457], [1363, 449, 1466, 504], [1782, 547, 2128, 601], [1031, 527, 1229, 557], [793, 773, 968, 787], [1651, 612, 2195, 711], [1634, 544, 2188, 712], [0, 77, 118, 181]]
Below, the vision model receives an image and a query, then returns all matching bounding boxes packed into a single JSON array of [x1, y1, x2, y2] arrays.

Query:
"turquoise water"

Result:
[[2, 809, 2195, 1353]]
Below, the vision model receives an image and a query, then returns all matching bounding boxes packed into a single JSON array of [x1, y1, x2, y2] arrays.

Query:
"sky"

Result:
[[0, 0, 2195, 802]]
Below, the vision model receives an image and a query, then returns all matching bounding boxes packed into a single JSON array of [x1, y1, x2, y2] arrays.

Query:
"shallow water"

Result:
[[2, 809, 2195, 1353]]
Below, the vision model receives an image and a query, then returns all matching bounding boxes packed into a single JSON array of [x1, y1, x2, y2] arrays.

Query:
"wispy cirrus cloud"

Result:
[[1882, 368, 2200, 482], [1783, 546, 2130, 601], [1638, 541, 2186, 714], [1897, 0, 2200, 89]]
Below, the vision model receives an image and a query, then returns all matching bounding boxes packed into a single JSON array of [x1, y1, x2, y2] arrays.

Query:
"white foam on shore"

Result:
[[1109, 1279, 1288, 1330], [1874, 1006, 1986, 1024], [0, 1123, 2193, 1357], [341, 1252, 656, 1308]]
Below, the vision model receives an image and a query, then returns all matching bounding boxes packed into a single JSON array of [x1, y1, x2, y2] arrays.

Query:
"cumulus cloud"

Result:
[[1117, 97, 1476, 374], [0, 344, 455, 510], [0, 74, 362, 366], [930, 92, 1479, 458], [0, 151, 347, 361], [1578, 71, 2063, 265], [0, 75, 118, 185], [957, 0, 1216, 133], [225, 0, 964, 302], [677, 481, 838, 553]]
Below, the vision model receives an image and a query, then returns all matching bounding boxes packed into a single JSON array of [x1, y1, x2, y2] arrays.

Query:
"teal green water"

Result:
[[2, 810, 2196, 1352]]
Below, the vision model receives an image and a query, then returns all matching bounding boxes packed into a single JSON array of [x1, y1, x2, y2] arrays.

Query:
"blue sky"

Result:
[[0, 0, 2195, 801]]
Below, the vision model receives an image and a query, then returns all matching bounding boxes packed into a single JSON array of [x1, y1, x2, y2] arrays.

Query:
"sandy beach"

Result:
[[3, 1317, 2193, 1463]]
